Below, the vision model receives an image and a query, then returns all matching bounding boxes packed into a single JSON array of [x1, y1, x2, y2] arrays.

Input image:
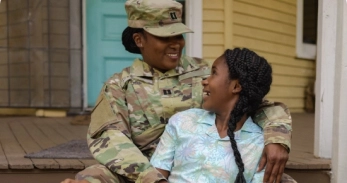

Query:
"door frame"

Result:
[[82, 0, 203, 108]]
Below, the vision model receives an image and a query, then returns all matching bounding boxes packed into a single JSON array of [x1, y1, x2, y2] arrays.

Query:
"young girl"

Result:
[[150, 48, 273, 183]]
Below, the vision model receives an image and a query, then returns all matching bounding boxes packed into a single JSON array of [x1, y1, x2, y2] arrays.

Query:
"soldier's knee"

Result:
[[76, 164, 121, 183], [281, 173, 297, 183]]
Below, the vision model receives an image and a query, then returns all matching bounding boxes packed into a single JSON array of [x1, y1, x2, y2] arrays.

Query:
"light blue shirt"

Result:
[[150, 108, 265, 183]]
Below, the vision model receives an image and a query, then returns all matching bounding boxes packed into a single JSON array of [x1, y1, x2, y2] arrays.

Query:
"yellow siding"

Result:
[[202, 0, 316, 112], [202, 0, 225, 64]]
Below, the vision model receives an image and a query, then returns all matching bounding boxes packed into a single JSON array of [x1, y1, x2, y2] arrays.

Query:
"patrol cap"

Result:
[[125, 0, 193, 37]]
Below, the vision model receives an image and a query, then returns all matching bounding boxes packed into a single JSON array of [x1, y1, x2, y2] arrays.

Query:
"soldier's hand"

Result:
[[60, 179, 90, 183], [257, 143, 288, 183]]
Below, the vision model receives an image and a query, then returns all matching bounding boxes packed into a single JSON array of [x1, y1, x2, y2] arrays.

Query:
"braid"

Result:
[[121, 26, 144, 54], [224, 48, 272, 183], [227, 95, 247, 183]]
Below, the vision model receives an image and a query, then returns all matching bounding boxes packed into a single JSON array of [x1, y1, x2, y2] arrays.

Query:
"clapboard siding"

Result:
[[277, 0, 297, 6], [255, 51, 315, 69], [202, 45, 224, 60], [233, 35, 296, 57], [234, 13, 296, 36], [203, 10, 224, 21], [203, 33, 224, 45], [235, 0, 296, 15], [233, 1, 296, 25], [202, 0, 225, 62], [202, 0, 315, 112], [203, 0, 224, 10], [232, 0, 314, 112], [233, 25, 296, 47], [203, 21, 224, 33]]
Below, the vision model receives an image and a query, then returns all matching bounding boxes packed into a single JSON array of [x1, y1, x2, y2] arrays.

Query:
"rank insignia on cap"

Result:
[[169, 12, 178, 20]]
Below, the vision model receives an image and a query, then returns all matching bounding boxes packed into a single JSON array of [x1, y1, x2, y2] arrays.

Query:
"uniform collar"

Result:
[[129, 55, 200, 78]]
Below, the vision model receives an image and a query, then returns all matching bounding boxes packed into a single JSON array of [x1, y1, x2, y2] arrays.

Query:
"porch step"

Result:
[[285, 169, 331, 183], [285, 152, 331, 183], [0, 169, 79, 183], [284, 113, 332, 183]]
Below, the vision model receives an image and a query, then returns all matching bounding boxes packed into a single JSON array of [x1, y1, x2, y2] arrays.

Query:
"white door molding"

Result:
[[185, 0, 203, 58]]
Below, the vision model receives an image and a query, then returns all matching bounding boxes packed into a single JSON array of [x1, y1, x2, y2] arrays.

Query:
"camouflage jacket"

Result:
[[87, 56, 292, 183]]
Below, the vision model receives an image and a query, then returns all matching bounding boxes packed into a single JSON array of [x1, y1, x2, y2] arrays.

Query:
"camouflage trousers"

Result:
[[281, 173, 298, 183], [76, 164, 133, 183], [76, 164, 297, 183]]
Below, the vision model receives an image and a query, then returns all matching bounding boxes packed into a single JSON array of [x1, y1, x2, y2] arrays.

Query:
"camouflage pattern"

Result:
[[125, 0, 193, 37], [76, 164, 131, 183], [82, 56, 208, 183], [253, 100, 292, 151], [281, 173, 298, 183], [78, 55, 294, 183]]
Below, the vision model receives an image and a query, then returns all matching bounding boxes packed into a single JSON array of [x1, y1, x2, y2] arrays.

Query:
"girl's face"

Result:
[[136, 31, 185, 72], [201, 55, 241, 114]]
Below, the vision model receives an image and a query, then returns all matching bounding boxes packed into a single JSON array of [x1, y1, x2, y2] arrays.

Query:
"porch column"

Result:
[[185, 0, 202, 58], [331, 0, 347, 182], [314, 0, 337, 158]]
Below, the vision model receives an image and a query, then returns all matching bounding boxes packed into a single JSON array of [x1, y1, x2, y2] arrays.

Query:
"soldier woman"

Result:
[[62, 0, 292, 183]]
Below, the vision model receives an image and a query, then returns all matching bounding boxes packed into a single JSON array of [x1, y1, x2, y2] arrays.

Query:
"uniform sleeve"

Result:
[[252, 101, 292, 152], [87, 82, 166, 183], [150, 118, 177, 171]]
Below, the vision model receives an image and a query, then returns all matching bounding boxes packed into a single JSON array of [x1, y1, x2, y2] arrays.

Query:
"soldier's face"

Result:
[[201, 55, 240, 114], [139, 31, 185, 72]]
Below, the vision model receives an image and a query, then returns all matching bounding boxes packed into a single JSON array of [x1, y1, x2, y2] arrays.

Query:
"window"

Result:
[[177, 0, 186, 24], [296, 0, 318, 60]]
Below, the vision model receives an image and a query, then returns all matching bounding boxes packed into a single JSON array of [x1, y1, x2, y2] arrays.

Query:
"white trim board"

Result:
[[332, 0, 347, 181], [185, 0, 203, 58], [314, 0, 337, 158], [296, 0, 317, 60], [82, 0, 88, 109]]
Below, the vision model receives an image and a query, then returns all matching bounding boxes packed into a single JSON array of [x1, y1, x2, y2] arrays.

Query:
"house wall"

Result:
[[202, 0, 316, 112], [202, 0, 226, 62], [0, 0, 8, 105], [0, 0, 82, 109]]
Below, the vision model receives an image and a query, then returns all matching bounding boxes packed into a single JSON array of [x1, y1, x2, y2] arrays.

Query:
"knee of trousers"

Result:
[[75, 164, 122, 183], [281, 173, 297, 183]]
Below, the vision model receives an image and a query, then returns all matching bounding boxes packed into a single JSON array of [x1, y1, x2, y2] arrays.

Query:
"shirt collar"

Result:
[[196, 110, 216, 125], [197, 110, 262, 140], [129, 55, 200, 78]]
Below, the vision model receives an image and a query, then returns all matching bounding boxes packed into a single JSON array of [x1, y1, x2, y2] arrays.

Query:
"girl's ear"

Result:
[[133, 33, 143, 48], [232, 80, 242, 93]]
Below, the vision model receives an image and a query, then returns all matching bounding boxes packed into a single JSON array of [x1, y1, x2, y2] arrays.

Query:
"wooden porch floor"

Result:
[[0, 113, 331, 182], [0, 117, 98, 170]]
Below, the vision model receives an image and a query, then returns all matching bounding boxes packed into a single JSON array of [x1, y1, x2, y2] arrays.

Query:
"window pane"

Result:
[[177, 0, 186, 24], [303, 0, 318, 44]]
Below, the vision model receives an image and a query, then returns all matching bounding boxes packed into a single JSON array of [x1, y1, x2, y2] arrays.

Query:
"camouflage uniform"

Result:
[[76, 0, 295, 182], [76, 56, 294, 183]]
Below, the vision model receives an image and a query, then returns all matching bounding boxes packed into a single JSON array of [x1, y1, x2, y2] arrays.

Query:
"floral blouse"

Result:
[[150, 108, 265, 183]]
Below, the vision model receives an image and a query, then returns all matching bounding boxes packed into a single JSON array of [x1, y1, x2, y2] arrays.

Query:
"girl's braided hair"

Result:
[[224, 48, 272, 183], [121, 26, 144, 54]]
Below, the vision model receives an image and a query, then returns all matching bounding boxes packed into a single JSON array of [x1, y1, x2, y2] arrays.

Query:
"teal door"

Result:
[[86, 0, 186, 107], [86, 0, 138, 106]]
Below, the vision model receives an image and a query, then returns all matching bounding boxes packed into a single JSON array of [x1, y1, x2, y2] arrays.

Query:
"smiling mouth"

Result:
[[167, 53, 179, 58], [203, 91, 210, 96]]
